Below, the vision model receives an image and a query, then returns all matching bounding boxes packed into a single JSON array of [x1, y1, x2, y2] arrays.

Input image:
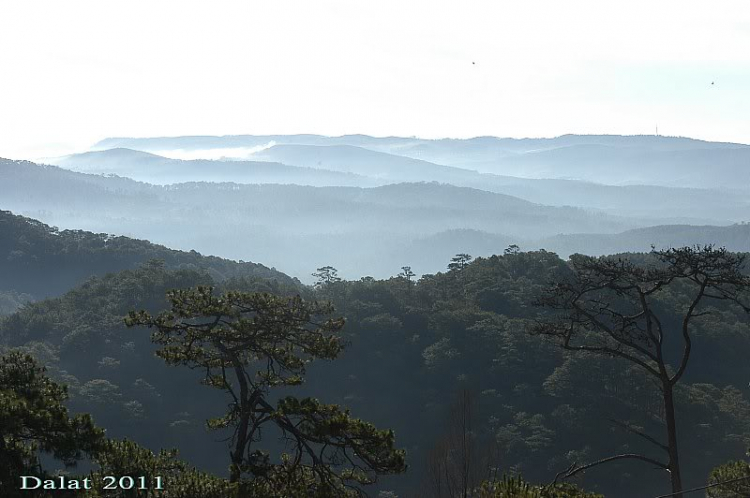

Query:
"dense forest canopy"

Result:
[[0, 210, 297, 299], [2, 220, 749, 496]]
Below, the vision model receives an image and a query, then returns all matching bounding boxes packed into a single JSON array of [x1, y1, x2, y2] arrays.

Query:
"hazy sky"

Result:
[[2, 0, 749, 159]]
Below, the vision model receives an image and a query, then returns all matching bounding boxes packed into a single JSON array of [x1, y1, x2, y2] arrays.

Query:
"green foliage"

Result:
[[398, 266, 416, 281], [273, 396, 405, 476], [313, 266, 342, 287], [86, 439, 235, 498], [3, 246, 750, 496], [0, 261, 305, 479], [477, 475, 602, 497], [0, 350, 105, 496], [0, 209, 298, 297], [532, 246, 750, 492], [325, 249, 750, 494], [126, 287, 406, 493], [706, 460, 750, 497], [448, 253, 473, 272], [126, 288, 346, 388]]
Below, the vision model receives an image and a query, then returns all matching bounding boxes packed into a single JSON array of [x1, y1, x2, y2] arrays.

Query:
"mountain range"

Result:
[[90, 133, 750, 189], [51, 142, 750, 224], [6, 131, 750, 280]]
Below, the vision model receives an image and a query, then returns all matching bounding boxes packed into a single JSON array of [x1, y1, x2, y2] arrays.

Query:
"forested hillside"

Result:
[[2, 243, 749, 496], [0, 210, 297, 299], [5, 158, 750, 282], [539, 224, 750, 257]]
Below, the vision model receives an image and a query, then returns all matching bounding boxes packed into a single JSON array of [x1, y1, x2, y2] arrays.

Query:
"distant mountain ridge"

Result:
[[0, 158, 641, 237], [251, 143, 485, 180], [51, 144, 750, 224], [1, 158, 648, 280], [5, 149, 749, 280], [90, 133, 750, 190], [471, 144, 750, 188], [93, 133, 749, 154], [50, 148, 378, 186]]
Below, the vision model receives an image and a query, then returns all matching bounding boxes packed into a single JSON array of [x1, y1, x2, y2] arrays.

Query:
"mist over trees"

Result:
[[2, 133, 750, 496], [5, 134, 750, 282]]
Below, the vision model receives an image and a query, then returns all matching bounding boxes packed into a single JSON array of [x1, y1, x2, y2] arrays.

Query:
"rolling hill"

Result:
[[72, 135, 750, 223], [0, 209, 298, 298], [5, 156, 748, 280], [1, 158, 648, 280], [50, 148, 378, 186], [91, 133, 750, 190], [394, 224, 750, 275], [537, 223, 750, 258], [473, 144, 750, 188]]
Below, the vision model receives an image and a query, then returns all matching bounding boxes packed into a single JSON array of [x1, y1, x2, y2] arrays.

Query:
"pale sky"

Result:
[[2, 0, 749, 159]]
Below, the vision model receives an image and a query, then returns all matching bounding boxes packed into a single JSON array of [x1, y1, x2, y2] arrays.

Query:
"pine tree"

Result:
[[126, 287, 406, 496]]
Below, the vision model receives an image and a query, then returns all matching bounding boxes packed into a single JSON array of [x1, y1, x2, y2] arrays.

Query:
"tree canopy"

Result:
[[0, 351, 105, 496], [126, 287, 407, 496]]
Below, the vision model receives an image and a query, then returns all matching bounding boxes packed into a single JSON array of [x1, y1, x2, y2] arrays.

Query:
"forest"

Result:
[[2, 209, 750, 497]]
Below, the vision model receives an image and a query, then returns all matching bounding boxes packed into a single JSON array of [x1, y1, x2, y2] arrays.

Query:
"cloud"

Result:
[[150, 142, 277, 161]]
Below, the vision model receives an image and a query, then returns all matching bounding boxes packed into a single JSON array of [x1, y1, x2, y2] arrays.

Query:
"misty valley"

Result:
[[2, 134, 750, 497]]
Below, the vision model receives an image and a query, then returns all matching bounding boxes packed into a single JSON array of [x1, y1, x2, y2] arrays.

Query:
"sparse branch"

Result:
[[608, 418, 669, 452], [553, 453, 669, 484], [571, 300, 660, 365], [550, 324, 662, 378]]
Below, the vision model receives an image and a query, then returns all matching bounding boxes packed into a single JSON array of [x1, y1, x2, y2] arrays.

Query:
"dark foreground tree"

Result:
[[533, 246, 750, 497], [126, 287, 406, 496], [0, 350, 105, 496]]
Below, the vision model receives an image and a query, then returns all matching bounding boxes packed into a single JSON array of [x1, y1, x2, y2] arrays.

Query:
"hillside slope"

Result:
[[0, 210, 298, 298], [473, 144, 750, 189], [4, 157, 747, 280], [1, 158, 645, 279]]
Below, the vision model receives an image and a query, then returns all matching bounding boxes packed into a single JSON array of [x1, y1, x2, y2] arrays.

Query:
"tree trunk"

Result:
[[663, 382, 683, 498], [230, 413, 250, 483], [230, 361, 251, 485]]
